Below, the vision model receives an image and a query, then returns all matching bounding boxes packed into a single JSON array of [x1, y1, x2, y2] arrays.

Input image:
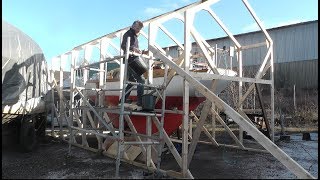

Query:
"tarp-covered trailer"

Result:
[[2, 20, 49, 151]]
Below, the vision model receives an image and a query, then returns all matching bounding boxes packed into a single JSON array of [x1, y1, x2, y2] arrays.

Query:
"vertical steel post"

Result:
[[59, 55, 64, 139], [146, 23, 154, 168], [270, 44, 275, 142], [238, 50, 243, 143], [50, 61, 55, 137], [69, 50, 77, 154], [182, 9, 192, 177], [115, 36, 130, 178]]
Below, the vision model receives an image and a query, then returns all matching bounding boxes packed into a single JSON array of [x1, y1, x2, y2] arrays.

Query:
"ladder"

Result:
[[115, 37, 168, 177]]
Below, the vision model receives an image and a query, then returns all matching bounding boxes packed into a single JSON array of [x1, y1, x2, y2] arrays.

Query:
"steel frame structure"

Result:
[[48, 0, 315, 179]]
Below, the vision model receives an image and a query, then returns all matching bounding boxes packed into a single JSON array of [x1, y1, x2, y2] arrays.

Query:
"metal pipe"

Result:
[[123, 141, 160, 145]]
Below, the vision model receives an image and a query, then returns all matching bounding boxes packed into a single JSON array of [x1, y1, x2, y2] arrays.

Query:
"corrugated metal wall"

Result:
[[166, 20, 318, 89], [194, 20, 318, 66], [275, 60, 318, 89], [242, 60, 318, 89]]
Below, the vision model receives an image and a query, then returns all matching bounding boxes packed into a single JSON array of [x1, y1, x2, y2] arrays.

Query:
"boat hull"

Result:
[[82, 68, 237, 136], [91, 95, 206, 136]]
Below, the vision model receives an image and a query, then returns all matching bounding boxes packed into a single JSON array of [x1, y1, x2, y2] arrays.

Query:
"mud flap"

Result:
[[20, 118, 37, 152], [35, 114, 46, 138]]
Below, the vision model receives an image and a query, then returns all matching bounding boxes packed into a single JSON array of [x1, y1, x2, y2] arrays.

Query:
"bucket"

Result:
[[142, 94, 156, 111], [128, 56, 147, 76]]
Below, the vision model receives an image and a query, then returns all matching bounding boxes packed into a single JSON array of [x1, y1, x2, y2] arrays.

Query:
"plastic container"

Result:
[[128, 57, 147, 76], [142, 94, 156, 111]]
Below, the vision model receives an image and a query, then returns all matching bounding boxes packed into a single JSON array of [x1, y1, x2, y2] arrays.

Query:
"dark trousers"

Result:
[[124, 63, 145, 106]]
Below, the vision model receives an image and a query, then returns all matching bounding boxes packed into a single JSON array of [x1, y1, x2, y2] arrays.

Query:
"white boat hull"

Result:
[[85, 68, 237, 97]]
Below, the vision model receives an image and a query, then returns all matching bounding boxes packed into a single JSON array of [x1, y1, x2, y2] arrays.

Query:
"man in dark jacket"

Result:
[[120, 20, 148, 108]]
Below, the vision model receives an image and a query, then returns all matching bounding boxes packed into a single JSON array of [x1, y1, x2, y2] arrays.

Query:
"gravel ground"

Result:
[[2, 131, 318, 179], [2, 136, 153, 179]]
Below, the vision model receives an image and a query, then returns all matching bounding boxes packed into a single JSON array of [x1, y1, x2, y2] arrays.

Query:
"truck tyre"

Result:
[[20, 118, 37, 152]]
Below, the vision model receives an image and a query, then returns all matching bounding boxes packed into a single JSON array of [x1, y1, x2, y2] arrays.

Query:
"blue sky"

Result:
[[3, 0, 318, 68]]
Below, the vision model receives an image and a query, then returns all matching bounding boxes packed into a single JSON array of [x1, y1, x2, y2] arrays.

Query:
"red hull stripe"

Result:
[[89, 96, 205, 135]]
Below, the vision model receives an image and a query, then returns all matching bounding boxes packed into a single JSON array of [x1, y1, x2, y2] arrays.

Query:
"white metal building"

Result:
[[167, 20, 318, 89]]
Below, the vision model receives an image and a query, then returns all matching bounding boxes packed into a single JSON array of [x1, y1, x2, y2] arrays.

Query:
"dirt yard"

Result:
[[2, 130, 318, 179]]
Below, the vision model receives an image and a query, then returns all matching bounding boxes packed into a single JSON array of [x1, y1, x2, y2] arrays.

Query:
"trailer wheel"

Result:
[[20, 118, 37, 152]]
